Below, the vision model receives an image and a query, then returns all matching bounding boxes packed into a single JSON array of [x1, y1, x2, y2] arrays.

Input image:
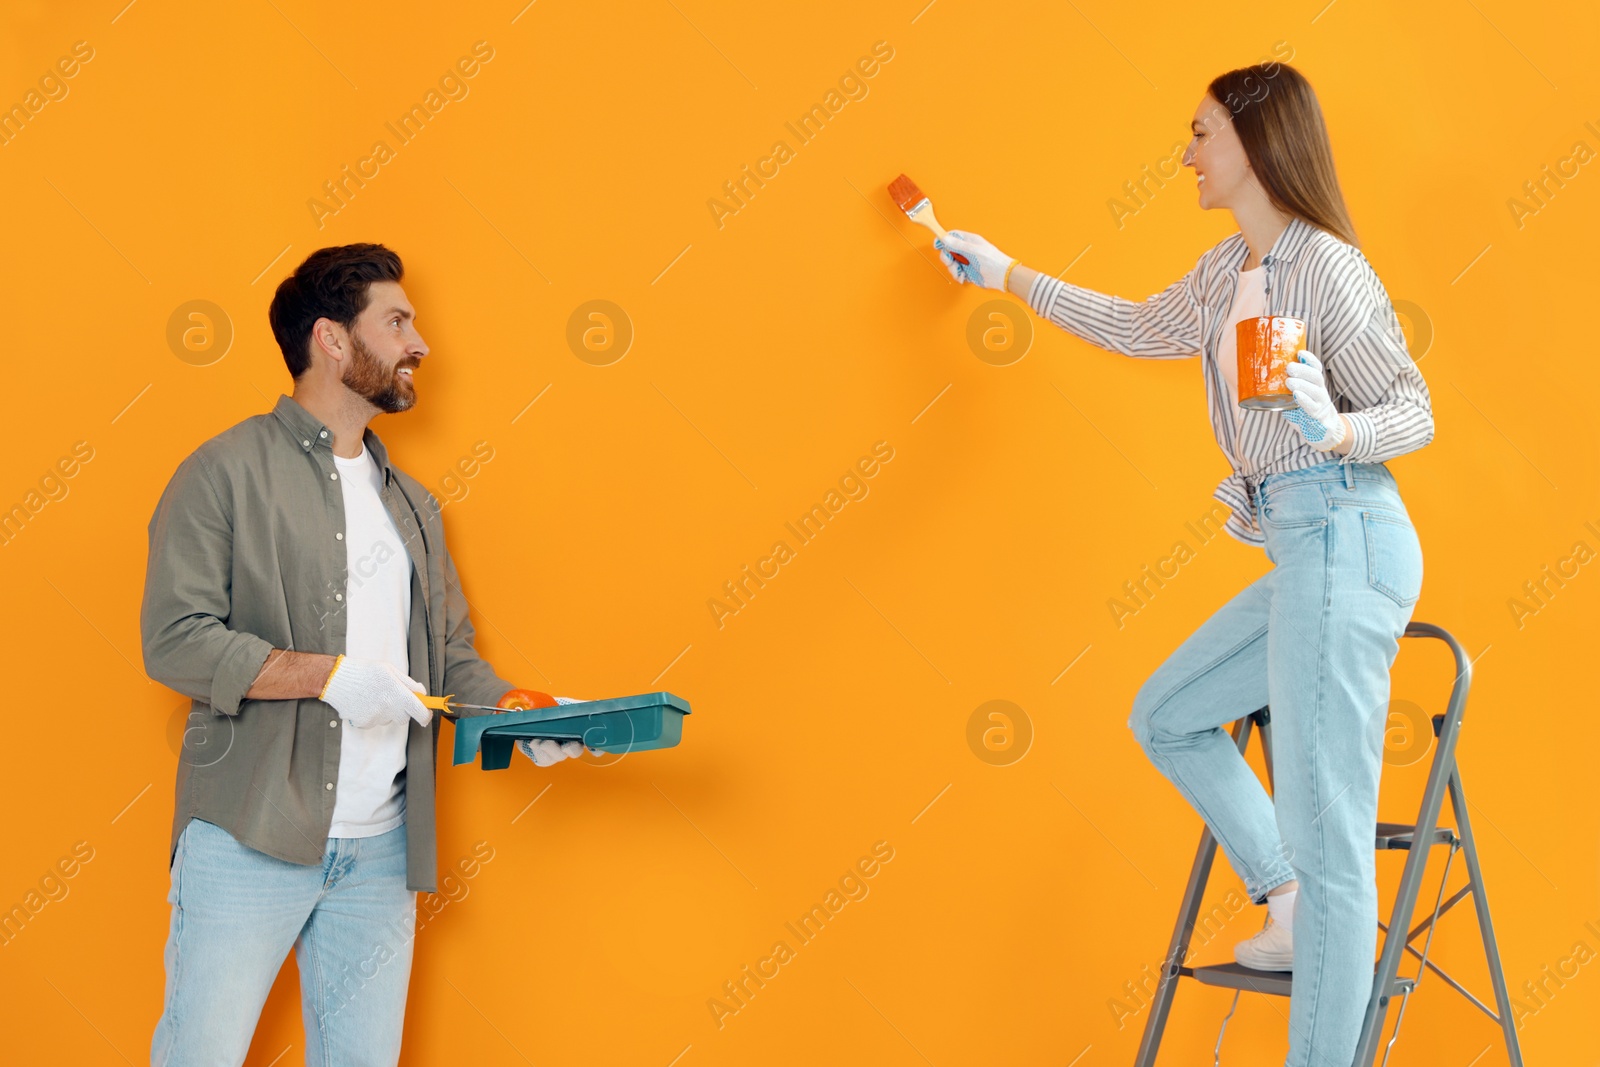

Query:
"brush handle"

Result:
[[419, 692, 461, 721], [910, 209, 970, 265]]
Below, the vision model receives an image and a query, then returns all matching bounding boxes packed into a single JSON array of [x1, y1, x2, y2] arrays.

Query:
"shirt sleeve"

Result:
[[1316, 252, 1435, 463], [1025, 263, 1205, 359], [140, 449, 274, 716], [439, 531, 519, 714]]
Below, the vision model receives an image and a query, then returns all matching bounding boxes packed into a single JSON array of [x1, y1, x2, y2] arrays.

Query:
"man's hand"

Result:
[[321, 656, 432, 728], [1281, 351, 1350, 452], [519, 738, 587, 766], [246, 649, 340, 701], [516, 695, 599, 766], [934, 230, 1017, 290]]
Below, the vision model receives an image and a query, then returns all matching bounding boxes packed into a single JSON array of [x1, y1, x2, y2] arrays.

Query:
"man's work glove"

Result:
[[1281, 351, 1349, 452], [934, 230, 1017, 290], [516, 696, 598, 767], [320, 656, 431, 729], [520, 738, 587, 767]]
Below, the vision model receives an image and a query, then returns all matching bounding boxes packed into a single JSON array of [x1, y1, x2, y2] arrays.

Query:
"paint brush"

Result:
[[888, 174, 969, 265]]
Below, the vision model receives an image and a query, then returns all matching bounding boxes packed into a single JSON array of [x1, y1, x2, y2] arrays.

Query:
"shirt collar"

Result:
[[1225, 214, 1319, 269], [272, 393, 395, 484]]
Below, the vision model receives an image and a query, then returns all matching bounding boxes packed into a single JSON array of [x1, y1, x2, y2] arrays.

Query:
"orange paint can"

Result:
[[1235, 315, 1306, 410]]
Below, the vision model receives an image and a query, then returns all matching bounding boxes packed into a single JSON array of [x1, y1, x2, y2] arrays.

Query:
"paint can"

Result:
[[1236, 315, 1305, 410]]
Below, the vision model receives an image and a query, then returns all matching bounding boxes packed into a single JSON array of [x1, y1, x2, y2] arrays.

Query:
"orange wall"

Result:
[[1, 1, 1595, 1063]]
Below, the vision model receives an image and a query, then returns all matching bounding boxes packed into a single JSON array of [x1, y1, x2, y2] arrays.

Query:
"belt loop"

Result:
[[1343, 458, 1355, 490]]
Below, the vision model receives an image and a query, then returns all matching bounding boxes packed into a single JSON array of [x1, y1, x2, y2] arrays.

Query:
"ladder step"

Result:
[[1187, 961, 1415, 999], [1376, 820, 1456, 850]]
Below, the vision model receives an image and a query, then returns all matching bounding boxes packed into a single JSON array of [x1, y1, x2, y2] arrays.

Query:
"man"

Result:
[[141, 243, 585, 1065]]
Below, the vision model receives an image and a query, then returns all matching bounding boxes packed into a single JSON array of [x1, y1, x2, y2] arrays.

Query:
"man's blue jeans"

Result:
[[150, 817, 416, 1066], [1128, 461, 1423, 1067]]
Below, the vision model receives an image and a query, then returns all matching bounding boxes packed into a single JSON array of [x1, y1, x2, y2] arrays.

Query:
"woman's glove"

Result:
[[1281, 351, 1348, 452], [934, 230, 1016, 290], [516, 696, 596, 767], [321, 656, 431, 729]]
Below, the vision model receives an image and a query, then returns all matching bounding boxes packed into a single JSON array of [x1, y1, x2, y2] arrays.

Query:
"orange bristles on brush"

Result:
[[888, 174, 969, 265]]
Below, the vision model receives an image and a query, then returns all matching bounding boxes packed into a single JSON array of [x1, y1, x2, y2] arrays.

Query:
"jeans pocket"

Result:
[[1363, 511, 1422, 608], [1260, 484, 1328, 529]]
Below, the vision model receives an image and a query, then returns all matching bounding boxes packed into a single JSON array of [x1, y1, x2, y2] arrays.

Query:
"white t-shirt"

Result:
[[1216, 264, 1267, 446], [328, 444, 415, 838]]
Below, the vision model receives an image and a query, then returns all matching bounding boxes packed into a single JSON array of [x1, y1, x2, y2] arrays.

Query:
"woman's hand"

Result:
[[1281, 351, 1350, 452], [934, 230, 1017, 291]]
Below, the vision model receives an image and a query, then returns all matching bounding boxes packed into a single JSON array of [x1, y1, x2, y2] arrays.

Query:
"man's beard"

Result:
[[343, 332, 415, 414]]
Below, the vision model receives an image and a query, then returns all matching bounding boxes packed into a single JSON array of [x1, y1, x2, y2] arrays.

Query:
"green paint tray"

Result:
[[450, 691, 691, 770]]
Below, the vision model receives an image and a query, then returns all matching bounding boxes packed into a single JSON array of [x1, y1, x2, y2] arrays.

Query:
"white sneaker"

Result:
[[1234, 916, 1294, 971]]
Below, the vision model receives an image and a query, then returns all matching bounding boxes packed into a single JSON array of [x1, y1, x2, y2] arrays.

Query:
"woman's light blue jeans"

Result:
[[1128, 461, 1423, 1067], [150, 817, 416, 1066]]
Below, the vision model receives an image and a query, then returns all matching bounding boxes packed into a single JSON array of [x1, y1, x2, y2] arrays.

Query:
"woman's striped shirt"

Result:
[[1025, 214, 1434, 546]]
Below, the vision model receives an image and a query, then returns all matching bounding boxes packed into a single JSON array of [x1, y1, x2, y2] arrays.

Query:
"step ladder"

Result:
[[1133, 622, 1524, 1066]]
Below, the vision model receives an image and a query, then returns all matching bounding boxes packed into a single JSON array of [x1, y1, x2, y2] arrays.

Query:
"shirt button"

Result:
[[320, 430, 328, 438], [335, 593, 343, 601], [329, 719, 338, 727], [335, 532, 344, 540], [302, 439, 310, 448], [325, 782, 334, 790], [330, 472, 338, 481]]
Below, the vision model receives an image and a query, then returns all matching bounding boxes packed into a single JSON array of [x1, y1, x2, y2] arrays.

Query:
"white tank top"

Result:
[[1215, 264, 1268, 448]]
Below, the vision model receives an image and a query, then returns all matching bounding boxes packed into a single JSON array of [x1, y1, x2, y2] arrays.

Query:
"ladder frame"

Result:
[[1132, 621, 1524, 1066]]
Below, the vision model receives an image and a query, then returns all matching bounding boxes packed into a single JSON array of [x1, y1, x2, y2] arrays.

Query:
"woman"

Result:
[[934, 64, 1431, 1066]]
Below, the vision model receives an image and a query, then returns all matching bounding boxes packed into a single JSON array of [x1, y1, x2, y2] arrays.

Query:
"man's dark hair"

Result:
[[268, 243, 404, 378]]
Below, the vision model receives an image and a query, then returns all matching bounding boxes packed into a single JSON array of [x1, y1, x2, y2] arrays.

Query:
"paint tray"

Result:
[[451, 691, 691, 770]]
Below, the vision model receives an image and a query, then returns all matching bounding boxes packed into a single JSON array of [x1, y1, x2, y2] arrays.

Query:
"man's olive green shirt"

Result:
[[141, 394, 514, 892]]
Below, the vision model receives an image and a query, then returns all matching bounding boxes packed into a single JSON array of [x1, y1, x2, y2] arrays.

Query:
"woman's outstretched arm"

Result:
[[1005, 263, 1040, 300], [937, 230, 1204, 360]]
